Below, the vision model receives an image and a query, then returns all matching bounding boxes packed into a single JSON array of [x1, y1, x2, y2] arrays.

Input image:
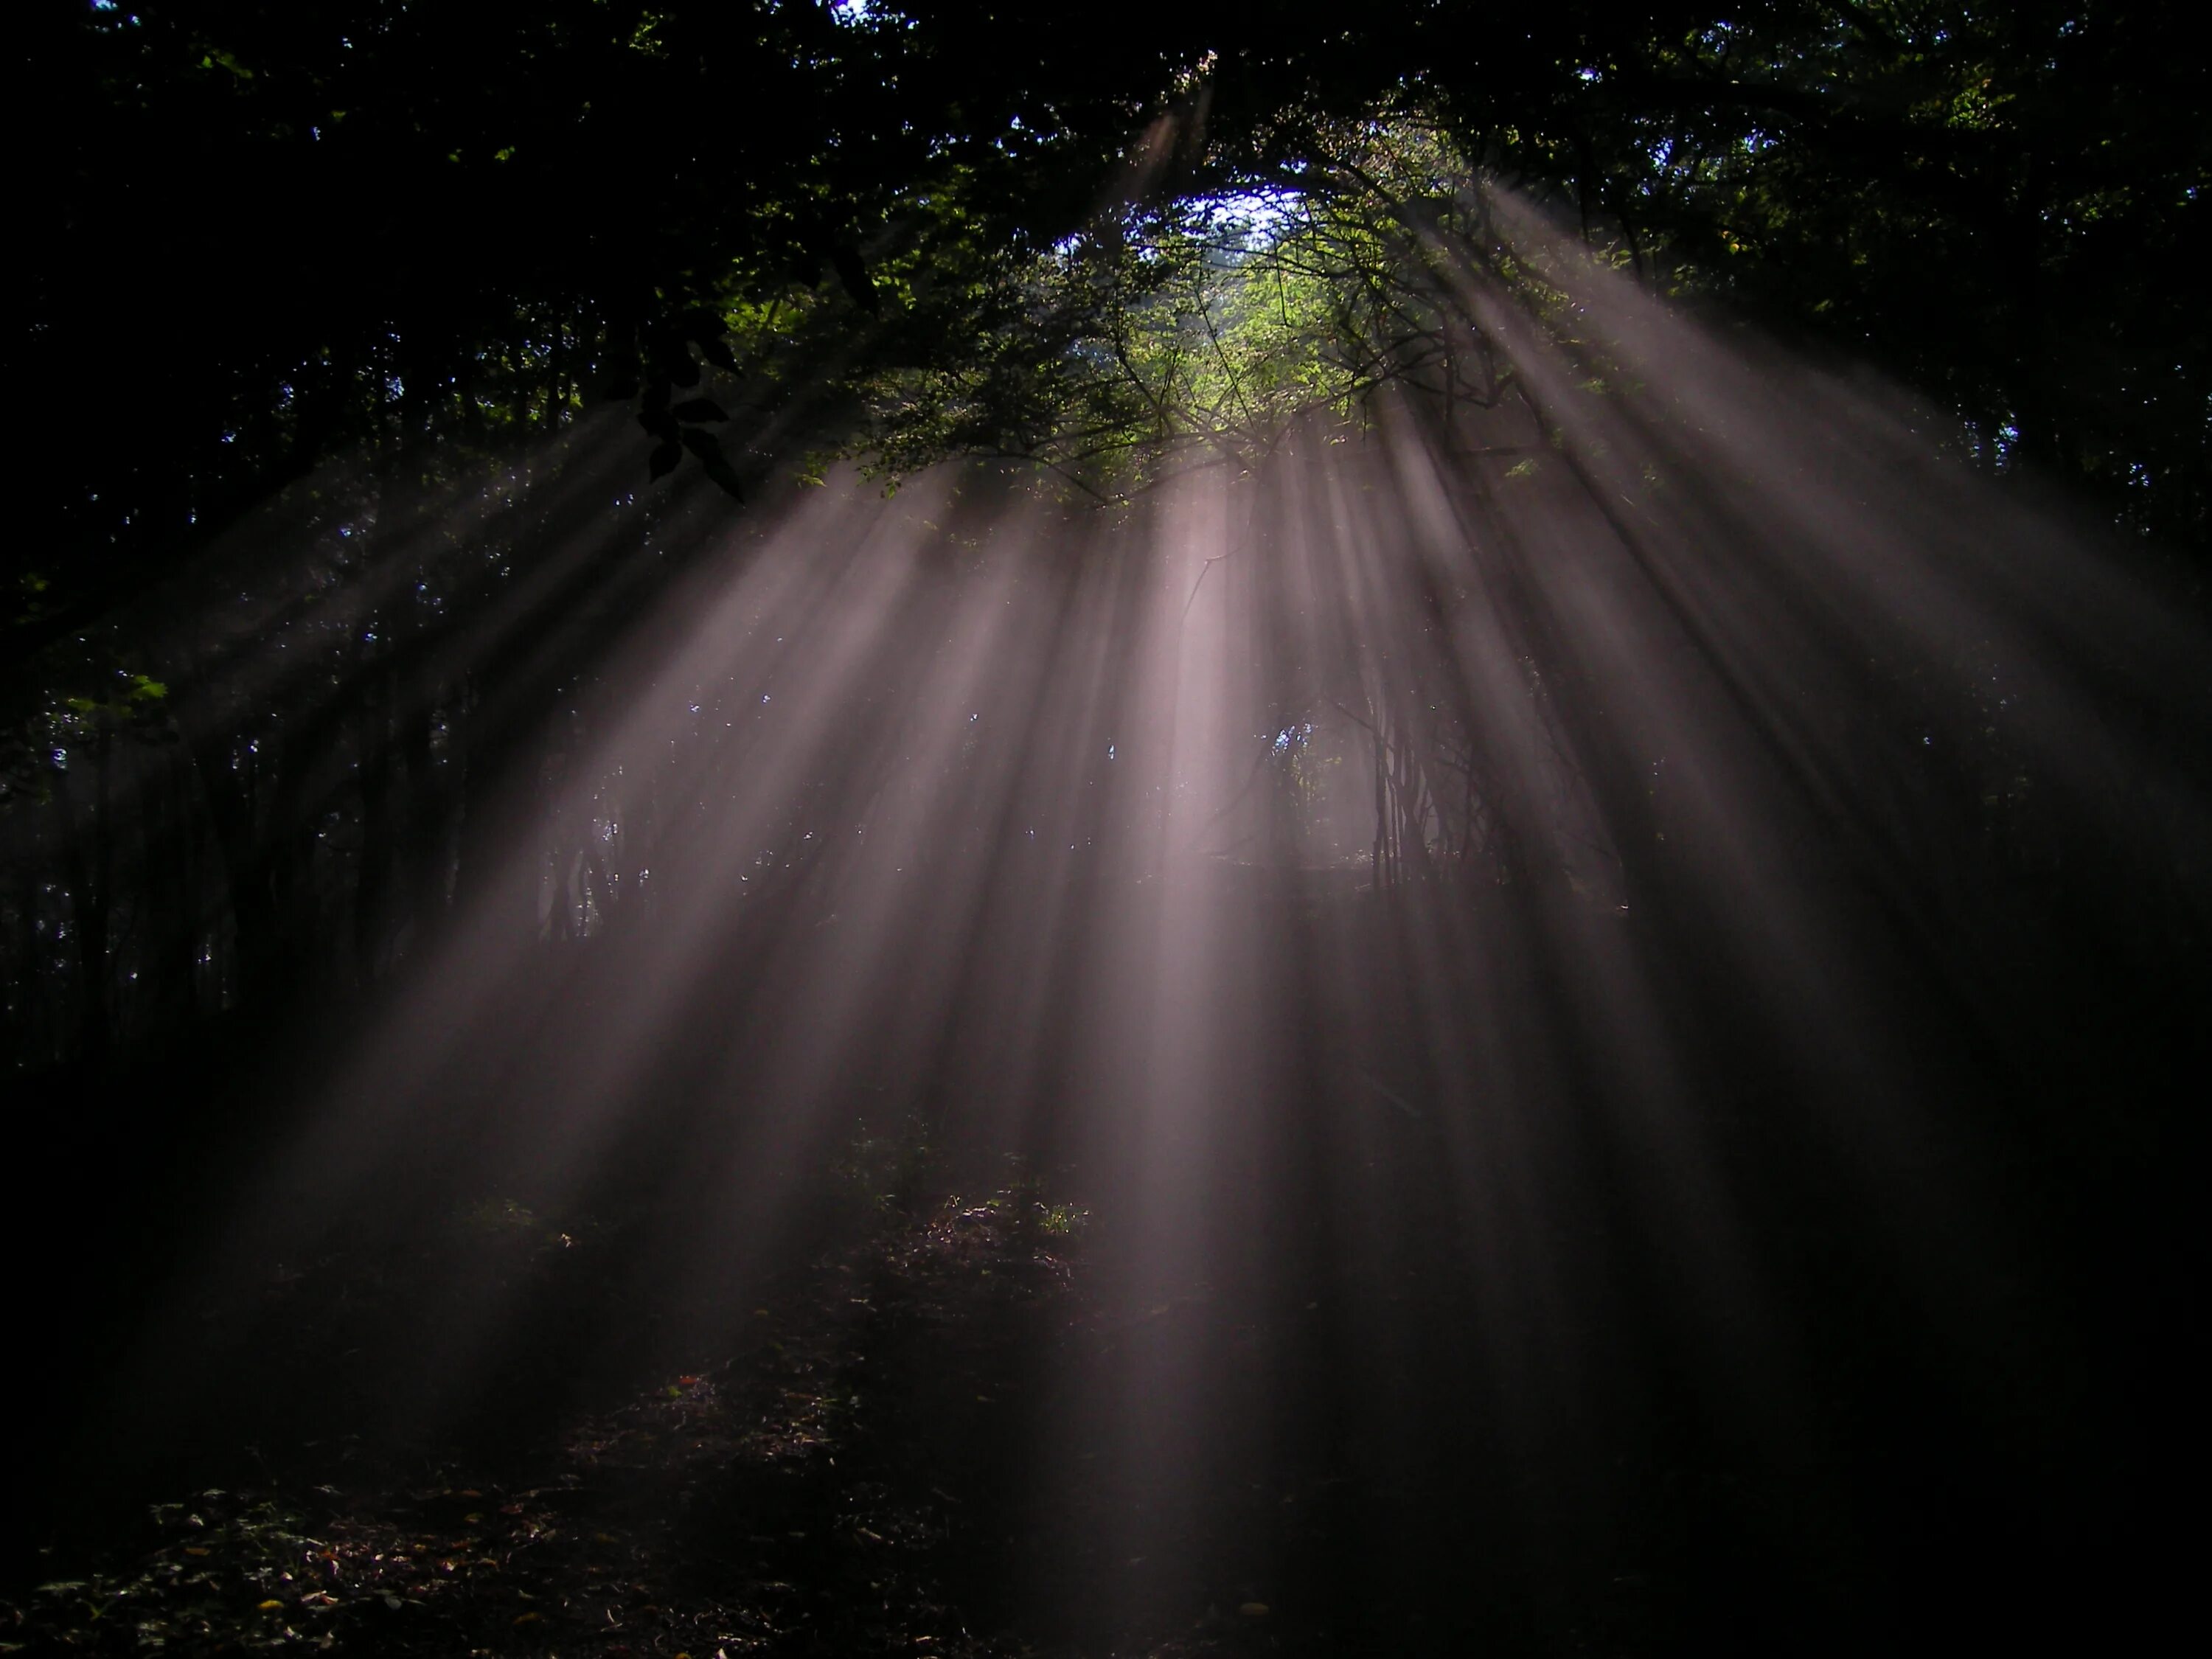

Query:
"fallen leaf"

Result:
[[257, 1599, 284, 1612], [515, 1611, 543, 1626], [1240, 1601, 1271, 1618]]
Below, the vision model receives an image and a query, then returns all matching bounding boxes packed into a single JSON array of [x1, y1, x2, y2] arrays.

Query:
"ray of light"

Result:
[[70, 178, 2212, 1649]]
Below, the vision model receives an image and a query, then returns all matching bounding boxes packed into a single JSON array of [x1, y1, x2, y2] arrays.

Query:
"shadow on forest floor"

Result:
[[10, 1020, 2170, 1659], [2, 1162, 1359, 1659]]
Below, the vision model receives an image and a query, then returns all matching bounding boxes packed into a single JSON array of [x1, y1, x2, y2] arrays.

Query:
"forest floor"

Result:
[[11, 999, 2168, 1658], [3, 1164, 1310, 1659]]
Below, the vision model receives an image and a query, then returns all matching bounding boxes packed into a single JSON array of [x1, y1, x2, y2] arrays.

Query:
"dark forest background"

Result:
[[4, 6, 2209, 1656], [10, 1, 2209, 1065]]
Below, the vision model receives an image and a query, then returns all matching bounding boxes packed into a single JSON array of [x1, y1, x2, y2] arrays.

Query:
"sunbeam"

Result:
[[10, 51, 2208, 1654]]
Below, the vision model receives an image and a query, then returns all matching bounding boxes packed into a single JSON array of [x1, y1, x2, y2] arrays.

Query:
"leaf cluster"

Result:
[[16, 0, 2205, 661]]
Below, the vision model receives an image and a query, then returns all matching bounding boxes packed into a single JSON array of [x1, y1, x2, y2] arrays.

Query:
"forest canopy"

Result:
[[18, 0, 2210, 644], [7, 0, 2208, 1065]]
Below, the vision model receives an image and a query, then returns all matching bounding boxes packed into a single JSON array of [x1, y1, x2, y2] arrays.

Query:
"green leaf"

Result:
[[678, 312, 737, 371], [681, 429, 745, 501], [831, 247, 880, 315]]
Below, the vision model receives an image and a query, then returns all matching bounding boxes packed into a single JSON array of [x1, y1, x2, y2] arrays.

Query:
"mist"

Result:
[[8, 176, 2207, 1656]]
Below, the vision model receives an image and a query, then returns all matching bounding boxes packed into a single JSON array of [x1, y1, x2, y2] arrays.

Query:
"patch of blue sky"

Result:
[[1190, 188, 1302, 248]]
